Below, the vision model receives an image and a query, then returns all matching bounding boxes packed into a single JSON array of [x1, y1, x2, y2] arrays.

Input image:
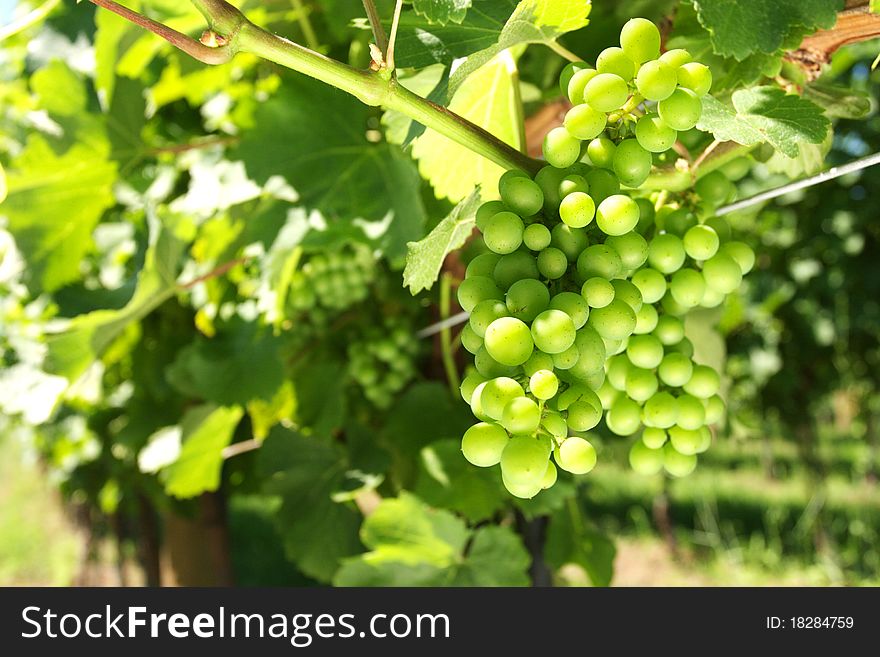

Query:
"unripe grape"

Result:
[[479, 376, 524, 420], [501, 435, 552, 485], [642, 427, 667, 449], [675, 394, 706, 430], [564, 104, 607, 140], [606, 396, 642, 436], [458, 276, 502, 312], [577, 244, 623, 280], [684, 365, 721, 398], [531, 309, 577, 354], [502, 396, 541, 435], [584, 169, 620, 203], [542, 412, 568, 440], [626, 366, 659, 402], [613, 139, 654, 188], [634, 303, 659, 334], [485, 317, 535, 366], [695, 170, 734, 206], [582, 277, 615, 308], [658, 352, 694, 387], [460, 323, 483, 354], [556, 436, 597, 474], [663, 443, 697, 477], [523, 351, 555, 377], [506, 278, 550, 322], [551, 223, 589, 261], [627, 334, 664, 369], [629, 440, 664, 475], [475, 200, 506, 231], [606, 354, 631, 391], [643, 391, 678, 428], [668, 425, 702, 455], [541, 461, 558, 489], [658, 88, 702, 131], [567, 400, 602, 431], [550, 292, 590, 329], [636, 60, 678, 101], [466, 252, 502, 278], [677, 62, 712, 96], [653, 315, 685, 345], [543, 127, 582, 169], [705, 216, 732, 242], [552, 344, 580, 370], [704, 395, 725, 425], [597, 46, 636, 80], [684, 224, 720, 261], [659, 48, 692, 68], [635, 113, 678, 153], [469, 299, 508, 338], [559, 174, 589, 197], [647, 233, 686, 273], [586, 137, 617, 169], [530, 369, 559, 400], [606, 231, 649, 270], [670, 268, 706, 308], [460, 371, 486, 403], [611, 279, 643, 313], [500, 175, 544, 216], [483, 211, 524, 254], [559, 61, 589, 96], [567, 68, 599, 104], [523, 223, 552, 251], [535, 165, 567, 210], [631, 267, 667, 303], [560, 191, 596, 228], [584, 73, 630, 112], [462, 422, 509, 467], [663, 208, 698, 236], [502, 474, 543, 499], [635, 198, 656, 232], [596, 194, 641, 236], [494, 251, 539, 289], [702, 253, 742, 293], [474, 346, 518, 379], [620, 17, 661, 64], [557, 384, 602, 411], [722, 241, 755, 274], [537, 247, 568, 279], [589, 299, 637, 340]]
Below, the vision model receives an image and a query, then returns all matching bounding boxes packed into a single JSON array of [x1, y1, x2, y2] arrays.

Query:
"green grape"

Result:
[[572, 326, 607, 375], [460, 323, 483, 354], [567, 68, 599, 104], [582, 277, 615, 308], [502, 396, 541, 435], [559, 174, 589, 197], [485, 317, 535, 366], [588, 299, 637, 340], [684, 364, 720, 398], [669, 336, 695, 358], [469, 299, 508, 338], [659, 48, 692, 67], [500, 175, 544, 216], [720, 156, 752, 182], [677, 62, 712, 97], [567, 400, 601, 431], [634, 303, 659, 334], [558, 384, 602, 411], [475, 200, 507, 231], [696, 426, 712, 454], [457, 276, 502, 312], [479, 376, 525, 420], [506, 278, 550, 322], [647, 233, 686, 273], [502, 473, 543, 499], [663, 208, 698, 236], [669, 268, 706, 308], [721, 241, 755, 274], [606, 231, 649, 270], [597, 379, 620, 410], [469, 382, 491, 421], [668, 426, 702, 456], [556, 437, 597, 474], [535, 165, 568, 210], [675, 394, 706, 430], [704, 395, 725, 425], [695, 170, 734, 206], [559, 191, 596, 228], [523, 223, 552, 251], [635, 113, 678, 153], [642, 427, 667, 449], [543, 127, 582, 169], [586, 137, 617, 169], [461, 422, 509, 467], [606, 353, 631, 390], [643, 391, 678, 429], [663, 443, 697, 477], [564, 104, 607, 140], [578, 244, 623, 280], [631, 267, 667, 303], [551, 223, 590, 261], [705, 216, 732, 242], [620, 17, 661, 63], [542, 412, 568, 440], [541, 461, 558, 489], [549, 292, 590, 329], [611, 279, 643, 312], [475, 347, 518, 381], [658, 352, 694, 387], [494, 252, 539, 289], [460, 371, 486, 403], [613, 139, 654, 188], [636, 60, 678, 103], [606, 397, 642, 436], [699, 286, 725, 308], [501, 435, 552, 485], [635, 198, 656, 232], [559, 61, 589, 96], [627, 334, 664, 369], [584, 73, 630, 112], [537, 247, 569, 279], [531, 309, 577, 354], [466, 252, 502, 278], [483, 211, 524, 255], [629, 440, 664, 475], [596, 46, 636, 80], [596, 194, 640, 236], [584, 169, 621, 203], [553, 344, 580, 370], [653, 315, 685, 345], [683, 224, 720, 261], [626, 366, 659, 402], [530, 369, 559, 400], [658, 88, 702, 131], [702, 253, 742, 294]]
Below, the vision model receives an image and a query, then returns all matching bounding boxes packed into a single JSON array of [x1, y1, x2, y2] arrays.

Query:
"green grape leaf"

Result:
[[410, 52, 523, 202], [692, 0, 843, 61], [395, 0, 518, 69], [697, 87, 830, 158], [166, 320, 286, 406], [413, 0, 473, 25], [292, 353, 348, 436], [764, 129, 833, 177], [544, 507, 616, 586], [334, 493, 529, 586], [403, 188, 480, 294], [448, 0, 591, 95], [106, 75, 147, 167], [414, 440, 508, 522], [160, 404, 244, 498], [259, 428, 363, 582], [872, 0, 880, 13], [233, 75, 426, 265], [44, 216, 187, 383], [803, 82, 872, 119]]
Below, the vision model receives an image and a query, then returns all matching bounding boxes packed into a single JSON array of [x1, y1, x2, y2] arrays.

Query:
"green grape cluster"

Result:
[[457, 18, 755, 498], [348, 317, 420, 408], [287, 243, 375, 320]]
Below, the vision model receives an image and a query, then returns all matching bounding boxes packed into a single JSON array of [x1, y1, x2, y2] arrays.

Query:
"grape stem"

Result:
[[361, 0, 389, 54], [642, 141, 758, 192], [86, 0, 541, 174], [439, 273, 461, 397]]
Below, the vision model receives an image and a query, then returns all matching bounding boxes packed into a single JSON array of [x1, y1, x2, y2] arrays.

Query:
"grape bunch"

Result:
[[456, 18, 755, 498], [287, 243, 375, 321], [348, 316, 420, 408]]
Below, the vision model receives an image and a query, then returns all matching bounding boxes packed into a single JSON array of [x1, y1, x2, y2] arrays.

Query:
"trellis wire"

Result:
[[417, 151, 880, 339]]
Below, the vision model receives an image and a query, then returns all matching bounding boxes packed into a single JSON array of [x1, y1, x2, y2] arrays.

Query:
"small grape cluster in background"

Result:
[[457, 18, 755, 498], [287, 242, 376, 321], [348, 317, 421, 409]]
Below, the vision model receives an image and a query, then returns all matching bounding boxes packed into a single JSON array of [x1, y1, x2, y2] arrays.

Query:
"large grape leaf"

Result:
[[413, 0, 473, 25], [697, 87, 830, 158], [403, 188, 480, 294], [544, 507, 616, 586], [44, 216, 187, 383], [232, 75, 426, 265], [160, 404, 244, 498], [259, 428, 364, 583], [448, 0, 591, 95], [693, 0, 843, 61]]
